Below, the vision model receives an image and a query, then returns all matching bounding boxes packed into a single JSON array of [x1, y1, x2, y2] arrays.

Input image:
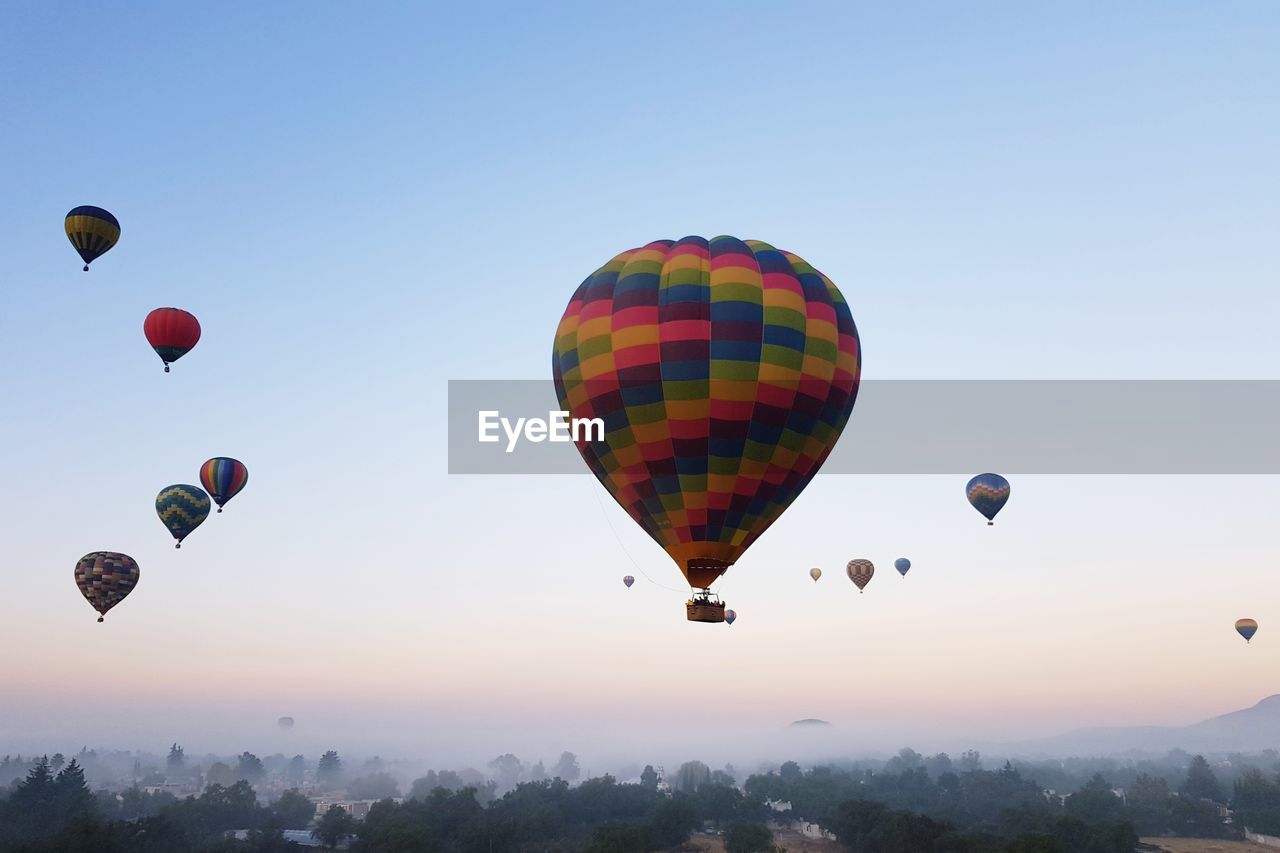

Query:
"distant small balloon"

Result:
[[895, 558, 911, 577], [1236, 618, 1258, 644], [809, 567, 822, 582], [966, 473, 1010, 525], [623, 575, 635, 588], [847, 559, 874, 593], [725, 609, 737, 626], [278, 716, 295, 729]]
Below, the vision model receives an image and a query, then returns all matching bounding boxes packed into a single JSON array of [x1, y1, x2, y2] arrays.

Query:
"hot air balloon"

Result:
[[895, 557, 911, 577], [278, 716, 295, 729], [200, 457, 248, 512], [725, 609, 737, 625], [156, 484, 211, 548], [623, 575, 635, 588], [65, 206, 120, 271], [966, 473, 1010, 525], [552, 237, 860, 623], [144, 308, 201, 373], [1236, 618, 1258, 644], [809, 567, 822, 582], [847, 559, 874, 592], [74, 552, 139, 622]]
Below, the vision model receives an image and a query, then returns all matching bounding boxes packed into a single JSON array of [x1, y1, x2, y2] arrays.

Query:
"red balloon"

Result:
[[144, 308, 201, 373]]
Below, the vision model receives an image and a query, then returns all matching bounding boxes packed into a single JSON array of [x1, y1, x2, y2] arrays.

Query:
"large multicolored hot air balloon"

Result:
[[847, 559, 874, 592], [725, 609, 737, 626], [156, 484, 211, 548], [74, 552, 139, 622], [65, 206, 120, 271], [144, 308, 201, 373], [552, 237, 860, 622], [895, 557, 911, 577], [809, 567, 822, 582], [200, 457, 248, 512], [966, 473, 1010, 525], [623, 575, 635, 588], [1236, 618, 1258, 644]]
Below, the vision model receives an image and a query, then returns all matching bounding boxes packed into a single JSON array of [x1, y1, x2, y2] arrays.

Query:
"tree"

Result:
[[1065, 773, 1125, 824], [924, 753, 954, 778], [958, 750, 982, 772], [1181, 754, 1223, 802], [207, 761, 235, 787], [317, 750, 344, 790], [553, 751, 581, 783], [587, 822, 650, 852], [1233, 768, 1280, 834], [673, 760, 711, 794], [489, 753, 524, 790], [167, 744, 185, 775], [779, 761, 802, 783], [313, 804, 357, 849], [237, 752, 266, 785], [885, 747, 924, 775], [650, 796, 698, 848], [640, 765, 659, 789], [285, 754, 307, 786], [52, 759, 96, 819], [529, 760, 548, 782], [50, 753, 66, 773], [1168, 792, 1228, 837], [347, 771, 401, 800], [711, 769, 737, 787], [272, 788, 316, 829], [1127, 773, 1172, 835], [726, 822, 774, 853]]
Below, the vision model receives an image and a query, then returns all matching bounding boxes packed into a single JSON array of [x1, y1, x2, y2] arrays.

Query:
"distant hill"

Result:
[[1001, 695, 1280, 756], [789, 718, 832, 728]]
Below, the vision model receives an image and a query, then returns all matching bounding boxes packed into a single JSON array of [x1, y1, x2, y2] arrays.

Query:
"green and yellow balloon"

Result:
[[156, 484, 210, 548]]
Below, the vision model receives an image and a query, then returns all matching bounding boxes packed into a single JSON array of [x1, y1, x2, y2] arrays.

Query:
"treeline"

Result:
[[0, 756, 313, 852], [2, 748, 1273, 852]]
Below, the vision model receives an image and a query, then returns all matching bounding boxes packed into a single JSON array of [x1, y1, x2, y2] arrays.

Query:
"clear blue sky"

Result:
[[2, 2, 1278, 764]]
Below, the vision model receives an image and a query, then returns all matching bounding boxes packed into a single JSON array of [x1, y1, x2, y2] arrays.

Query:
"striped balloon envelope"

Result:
[[966, 473, 1010, 525], [155, 484, 211, 548], [65, 206, 120, 271], [74, 552, 139, 622], [200, 457, 248, 512], [1236, 618, 1258, 643], [553, 236, 860, 593], [846, 559, 874, 592]]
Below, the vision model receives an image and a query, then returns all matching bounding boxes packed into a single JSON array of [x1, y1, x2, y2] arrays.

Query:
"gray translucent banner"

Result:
[[447, 380, 1280, 475]]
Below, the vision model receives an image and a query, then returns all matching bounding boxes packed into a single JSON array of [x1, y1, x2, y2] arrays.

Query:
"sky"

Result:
[[1, 1, 1278, 770]]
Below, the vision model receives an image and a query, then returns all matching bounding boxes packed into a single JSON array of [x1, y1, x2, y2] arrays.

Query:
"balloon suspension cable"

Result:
[[590, 485, 685, 594]]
